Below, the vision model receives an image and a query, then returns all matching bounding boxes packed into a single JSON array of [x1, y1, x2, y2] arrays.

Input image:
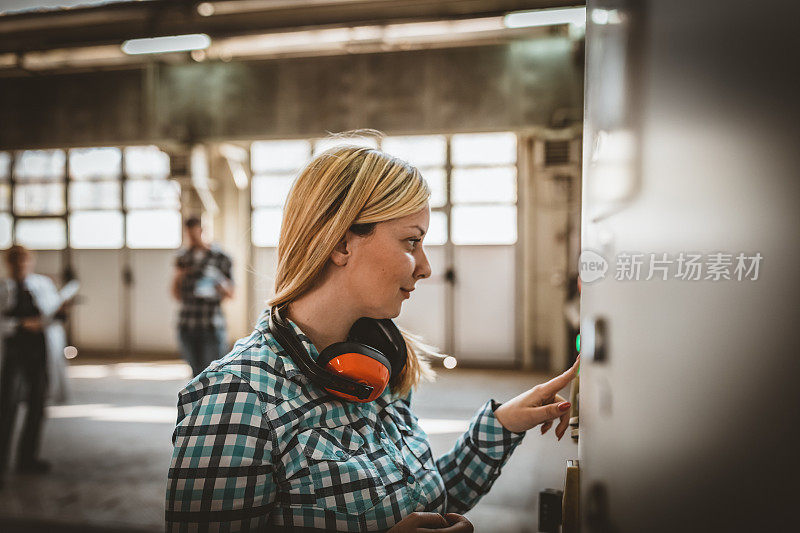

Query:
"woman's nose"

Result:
[[415, 250, 432, 280]]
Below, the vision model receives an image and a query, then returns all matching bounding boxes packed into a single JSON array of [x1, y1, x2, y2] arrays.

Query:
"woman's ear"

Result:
[[329, 233, 351, 266]]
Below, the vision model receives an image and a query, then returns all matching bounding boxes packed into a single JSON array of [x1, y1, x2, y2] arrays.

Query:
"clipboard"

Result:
[[58, 279, 80, 306]]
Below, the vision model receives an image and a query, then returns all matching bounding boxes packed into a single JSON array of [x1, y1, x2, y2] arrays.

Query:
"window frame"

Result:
[[248, 132, 519, 249], [0, 145, 180, 251]]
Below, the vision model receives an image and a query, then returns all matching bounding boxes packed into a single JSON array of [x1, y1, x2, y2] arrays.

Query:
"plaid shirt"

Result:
[[176, 245, 233, 330], [165, 309, 525, 532]]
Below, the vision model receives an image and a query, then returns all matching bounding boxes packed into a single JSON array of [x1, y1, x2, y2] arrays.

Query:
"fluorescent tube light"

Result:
[[121, 34, 211, 55], [504, 7, 586, 28]]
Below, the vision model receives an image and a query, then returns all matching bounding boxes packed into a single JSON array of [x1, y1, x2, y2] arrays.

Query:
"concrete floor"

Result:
[[0, 360, 577, 532]]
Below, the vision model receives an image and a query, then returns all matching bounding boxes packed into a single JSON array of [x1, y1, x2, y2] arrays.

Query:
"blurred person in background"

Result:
[[166, 142, 578, 532], [0, 245, 70, 484], [171, 216, 235, 377]]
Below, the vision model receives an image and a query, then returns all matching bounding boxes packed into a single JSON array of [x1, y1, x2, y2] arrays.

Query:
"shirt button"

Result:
[[407, 475, 415, 484], [335, 450, 344, 457]]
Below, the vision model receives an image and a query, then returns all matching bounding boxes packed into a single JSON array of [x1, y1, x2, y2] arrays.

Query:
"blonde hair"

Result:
[[267, 139, 439, 398]]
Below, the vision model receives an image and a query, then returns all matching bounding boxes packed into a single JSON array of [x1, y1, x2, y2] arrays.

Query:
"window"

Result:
[[0, 153, 10, 249], [451, 132, 517, 166], [69, 181, 121, 210], [383, 135, 448, 245], [125, 180, 180, 210], [450, 133, 517, 245], [16, 218, 66, 250], [251, 140, 310, 174], [14, 149, 65, 181], [126, 210, 181, 249], [6, 145, 180, 250], [124, 146, 180, 249], [249, 133, 518, 248], [124, 145, 170, 180], [14, 183, 65, 215], [0, 152, 10, 180], [13, 149, 67, 250], [250, 139, 312, 247], [0, 213, 11, 249], [69, 147, 121, 180], [69, 211, 124, 249], [68, 147, 122, 249]]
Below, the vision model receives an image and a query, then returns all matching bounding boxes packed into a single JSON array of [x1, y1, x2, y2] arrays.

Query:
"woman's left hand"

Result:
[[493, 356, 579, 439]]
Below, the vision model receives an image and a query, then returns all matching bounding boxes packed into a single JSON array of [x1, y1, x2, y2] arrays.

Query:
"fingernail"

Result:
[[559, 402, 571, 411]]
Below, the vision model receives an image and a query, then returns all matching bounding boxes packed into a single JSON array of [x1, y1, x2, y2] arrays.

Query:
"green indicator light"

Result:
[[576, 333, 581, 353]]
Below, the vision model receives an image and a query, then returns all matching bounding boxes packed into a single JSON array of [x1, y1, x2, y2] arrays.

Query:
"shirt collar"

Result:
[[255, 307, 322, 376]]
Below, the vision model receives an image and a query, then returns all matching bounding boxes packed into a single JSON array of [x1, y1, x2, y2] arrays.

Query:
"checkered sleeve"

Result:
[[220, 254, 233, 283], [176, 249, 190, 269], [165, 372, 276, 532], [435, 399, 526, 514]]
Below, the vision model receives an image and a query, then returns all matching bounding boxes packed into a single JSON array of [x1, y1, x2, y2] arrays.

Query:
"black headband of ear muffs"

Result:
[[347, 316, 407, 385]]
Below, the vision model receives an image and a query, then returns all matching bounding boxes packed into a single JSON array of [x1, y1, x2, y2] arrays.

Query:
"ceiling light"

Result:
[[121, 34, 211, 55], [504, 7, 586, 29]]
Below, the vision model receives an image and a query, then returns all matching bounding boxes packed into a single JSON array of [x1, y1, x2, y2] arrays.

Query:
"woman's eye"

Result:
[[407, 238, 421, 248]]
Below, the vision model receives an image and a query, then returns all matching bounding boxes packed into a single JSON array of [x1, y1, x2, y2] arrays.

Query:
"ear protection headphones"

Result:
[[269, 305, 407, 402]]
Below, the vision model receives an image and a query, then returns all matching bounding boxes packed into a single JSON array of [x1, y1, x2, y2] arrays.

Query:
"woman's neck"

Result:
[[285, 284, 360, 354]]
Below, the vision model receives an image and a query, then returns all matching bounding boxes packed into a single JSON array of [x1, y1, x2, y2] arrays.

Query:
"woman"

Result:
[[165, 144, 579, 532]]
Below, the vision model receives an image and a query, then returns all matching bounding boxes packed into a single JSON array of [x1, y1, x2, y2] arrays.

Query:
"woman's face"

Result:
[[342, 205, 432, 319]]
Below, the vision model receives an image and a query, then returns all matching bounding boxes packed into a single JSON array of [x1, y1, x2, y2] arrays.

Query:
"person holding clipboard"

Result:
[[171, 216, 235, 377], [0, 245, 76, 485]]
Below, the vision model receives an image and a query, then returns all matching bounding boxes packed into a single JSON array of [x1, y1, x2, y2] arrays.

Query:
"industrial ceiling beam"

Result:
[[0, 0, 583, 54]]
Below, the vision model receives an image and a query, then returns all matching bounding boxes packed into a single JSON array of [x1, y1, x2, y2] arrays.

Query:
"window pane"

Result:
[[313, 136, 378, 156], [252, 174, 294, 208], [0, 184, 9, 211], [452, 205, 517, 245], [124, 146, 170, 179], [422, 167, 446, 208], [69, 147, 121, 180], [14, 183, 65, 215], [425, 211, 447, 245], [251, 140, 310, 174], [70, 211, 124, 249], [69, 181, 121, 210], [125, 180, 180, 209], [15, 218, 66, 249], [452, 166, 517, 204], [382, 135, 446, 168], [252, 207, 283, 247], [14, 150, 65, 181], [126, 209, 181, 248], [126, 210, 181, 248], [0, 152, 9, 181], [0, 213, 11, 249], [451, 132, 517, 166]]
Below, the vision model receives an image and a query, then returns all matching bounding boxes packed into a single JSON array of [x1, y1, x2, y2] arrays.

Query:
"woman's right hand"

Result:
[[387, 512, 474, 532]]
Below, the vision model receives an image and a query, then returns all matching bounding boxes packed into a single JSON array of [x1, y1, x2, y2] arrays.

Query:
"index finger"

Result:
[[412, 513, 449, 529], [540, 356, 580, 394], [421, 517, 474, 533]]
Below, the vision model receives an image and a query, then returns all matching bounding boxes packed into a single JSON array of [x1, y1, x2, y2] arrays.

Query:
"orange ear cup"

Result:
[[323, 352, 391, 403]]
